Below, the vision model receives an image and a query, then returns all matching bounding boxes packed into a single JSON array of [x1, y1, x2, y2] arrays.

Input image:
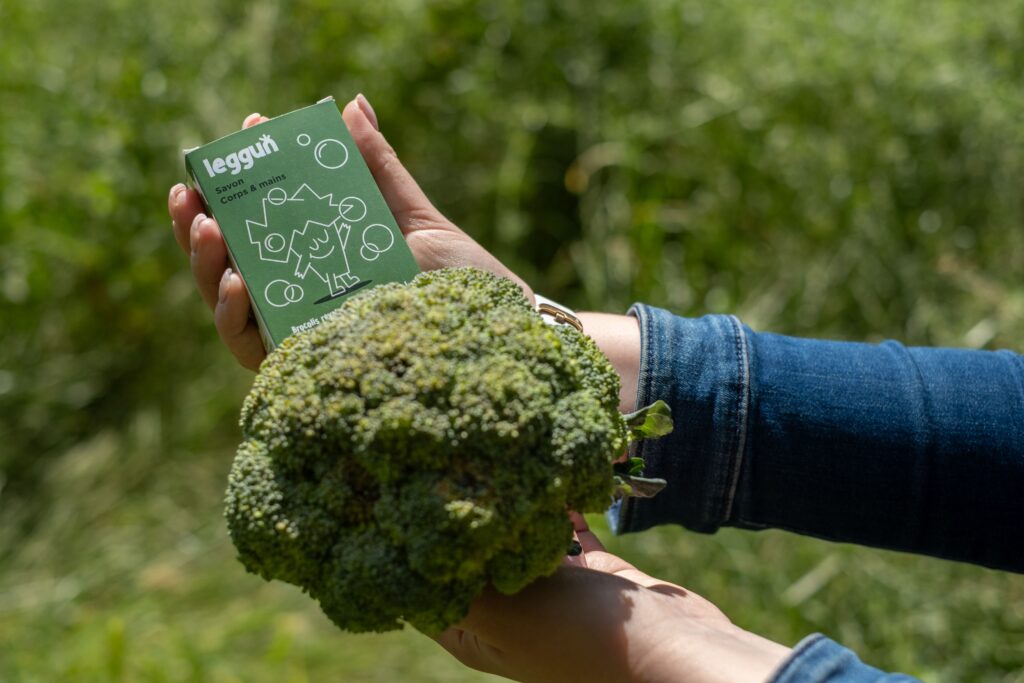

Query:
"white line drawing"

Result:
[[360, 223, 395, 262], [246, 183, 369, 305], [290, 220, 359, 296], [338, 196, 367, 223], [296, 133, 311, 147], [313, 138, 349, 170], [267, 187, 288, 206], [265, 279, 304, 308], [246, 183, 344, 263]]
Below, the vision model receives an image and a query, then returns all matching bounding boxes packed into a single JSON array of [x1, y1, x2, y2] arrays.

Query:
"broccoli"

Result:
[[224, 267, 671, 634]]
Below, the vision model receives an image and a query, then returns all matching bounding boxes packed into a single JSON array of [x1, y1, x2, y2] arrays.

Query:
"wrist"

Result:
[[576, 311, 641, 413], [707, 626, 791, 683], [644, 621, 791, 683]]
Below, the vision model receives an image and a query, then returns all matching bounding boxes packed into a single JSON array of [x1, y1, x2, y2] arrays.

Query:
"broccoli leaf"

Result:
[[611, 473, 667, 500], [613, 456, 646, 477], [623, 400, 674, 442], [624, 475, 667, 498]]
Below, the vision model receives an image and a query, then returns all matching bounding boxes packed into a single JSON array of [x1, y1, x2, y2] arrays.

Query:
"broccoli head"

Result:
[[224, 267, 669, 634]]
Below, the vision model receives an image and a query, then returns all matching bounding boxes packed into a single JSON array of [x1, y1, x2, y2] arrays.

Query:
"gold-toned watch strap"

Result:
[[536, 298, 584, 333]]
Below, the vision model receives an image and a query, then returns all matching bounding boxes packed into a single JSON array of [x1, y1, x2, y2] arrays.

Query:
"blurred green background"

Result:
[[2, 0, 1023, 680]]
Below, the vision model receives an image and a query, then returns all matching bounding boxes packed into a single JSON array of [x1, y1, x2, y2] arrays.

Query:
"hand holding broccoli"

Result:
[[436, 512, 791, 683], [224, 268, 671, 633]]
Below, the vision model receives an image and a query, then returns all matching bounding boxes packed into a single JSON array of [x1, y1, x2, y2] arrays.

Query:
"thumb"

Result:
[[341, 96, 450, 233]]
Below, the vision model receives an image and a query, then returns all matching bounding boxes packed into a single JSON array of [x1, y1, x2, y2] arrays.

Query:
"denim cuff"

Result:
[[611, 305, 752, 535], [769, 634, 919, 682]]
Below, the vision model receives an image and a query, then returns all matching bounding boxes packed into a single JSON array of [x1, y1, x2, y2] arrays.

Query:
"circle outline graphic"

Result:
[[338, 196, 368, 223], [267, 187, 288, 206], [313, 138, 349, 170], [264, 279, 304, 308], [360, 223, 395, 262], [264, 233, 287, 254], [296, 133, 311, 146]]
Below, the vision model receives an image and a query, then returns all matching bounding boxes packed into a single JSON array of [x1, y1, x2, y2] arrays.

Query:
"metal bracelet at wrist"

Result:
[[534, 294, 584, 333]]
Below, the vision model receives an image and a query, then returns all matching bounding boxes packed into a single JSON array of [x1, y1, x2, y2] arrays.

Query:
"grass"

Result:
[[2, 417, 1022, 681], [3, 0, 1024, 679]]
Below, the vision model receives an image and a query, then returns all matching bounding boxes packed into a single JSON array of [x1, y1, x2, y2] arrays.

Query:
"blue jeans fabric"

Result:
[[610, 305, 1023, 681], [770, 636, 919, 682], [615, 305, 1024, 573]]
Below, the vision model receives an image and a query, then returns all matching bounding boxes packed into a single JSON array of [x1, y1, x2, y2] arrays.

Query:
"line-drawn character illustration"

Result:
[[290, 219, 359, 297], [245, 183, 366, 304], [246, 184, 342, 264]]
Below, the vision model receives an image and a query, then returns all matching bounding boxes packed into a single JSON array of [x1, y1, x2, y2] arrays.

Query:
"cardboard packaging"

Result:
[[184, 97, 420, 350]]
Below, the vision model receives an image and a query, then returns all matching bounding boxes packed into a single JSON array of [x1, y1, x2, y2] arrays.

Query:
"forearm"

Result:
[[730, 319, 1024, 571], [577, 311, 641, 413], [586, 306, 1024, 572]]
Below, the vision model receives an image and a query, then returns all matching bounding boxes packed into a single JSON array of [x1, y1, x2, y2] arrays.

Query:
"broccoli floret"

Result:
[[224, 267, 670, 634]]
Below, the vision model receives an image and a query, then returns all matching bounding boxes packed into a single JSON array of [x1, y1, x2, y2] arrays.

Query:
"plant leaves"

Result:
[[612, 456, 646, 477], [611, 475, 633, 499], [628, 457, 645, 476], [623, 475, 667, 498], [623, 400, 674, 442], [611, 474, 667, 500]]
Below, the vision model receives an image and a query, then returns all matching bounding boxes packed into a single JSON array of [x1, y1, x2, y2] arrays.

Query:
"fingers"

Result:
[[563, 514, 643, 577], [242, 112, 270, 129], [214, 269, 267, 370], [563, 530, 588, 569], [355, 93, 379, 131], [568, 511, 607, 554], [168, 113, 264, 251], [166, 113, 272, 373], [169, 189, 266, 370], [569, 511, 590, 533], [340, 97, 451, 233], [563, 512, 599, 568], [189, 213, 229, 310], [169, 184, 205, 254], [339, 95, 534, 301]]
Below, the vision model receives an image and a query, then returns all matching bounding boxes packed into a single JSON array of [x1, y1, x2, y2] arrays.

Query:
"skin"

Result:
[[438, 513, 790, 683], [169, 100, 530, 371], [167, 96, 792, 683]]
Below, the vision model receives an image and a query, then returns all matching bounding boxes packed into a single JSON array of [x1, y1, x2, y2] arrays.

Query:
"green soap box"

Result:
[[184, 97, 420, 350]]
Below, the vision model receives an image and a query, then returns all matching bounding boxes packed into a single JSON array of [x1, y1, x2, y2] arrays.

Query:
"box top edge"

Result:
[[183, 97, 340, 161]]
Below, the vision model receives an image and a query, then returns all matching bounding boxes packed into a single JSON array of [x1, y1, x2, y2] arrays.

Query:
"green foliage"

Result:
[[624, 400, 674, 442], [225, 268, 629, 633], [2, 0, 1024, 680]]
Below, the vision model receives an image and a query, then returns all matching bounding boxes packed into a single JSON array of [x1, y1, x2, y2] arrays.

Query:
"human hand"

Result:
[[436, 514, 791, 683], [168, 95, 533, 370]]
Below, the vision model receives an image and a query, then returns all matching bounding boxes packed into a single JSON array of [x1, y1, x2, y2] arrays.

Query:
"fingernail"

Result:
[[245, 112, 262, 126], [174, 184, 188, 207], [170, 183, 185, 201], [219, 268, 233, 303], [356, 93, 379, 131], [190, 213, 206, 254]]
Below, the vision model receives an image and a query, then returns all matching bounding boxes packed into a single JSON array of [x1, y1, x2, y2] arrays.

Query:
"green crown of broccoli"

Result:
[[224, 267, 671, 634]]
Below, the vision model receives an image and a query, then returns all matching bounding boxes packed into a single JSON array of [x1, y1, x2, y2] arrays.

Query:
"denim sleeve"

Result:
[[613, 305, 1024, 573], [770, 635, 920, 682]]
